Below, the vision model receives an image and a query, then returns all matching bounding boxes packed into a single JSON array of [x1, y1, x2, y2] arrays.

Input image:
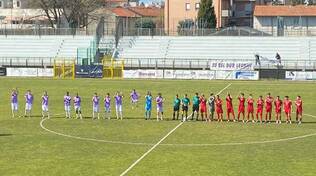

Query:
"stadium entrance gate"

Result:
[[53, 59, 75, 79], [102, 59, 124, 79]]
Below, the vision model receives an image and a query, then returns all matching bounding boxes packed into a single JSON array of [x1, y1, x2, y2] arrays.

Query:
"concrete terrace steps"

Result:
[[0, 35, 94, 59], [118, 36, 314, 61]]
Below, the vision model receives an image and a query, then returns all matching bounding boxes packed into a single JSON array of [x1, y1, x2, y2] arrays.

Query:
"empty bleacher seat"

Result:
[[118, 36, 316, 62], [0, 35, 94, 61]]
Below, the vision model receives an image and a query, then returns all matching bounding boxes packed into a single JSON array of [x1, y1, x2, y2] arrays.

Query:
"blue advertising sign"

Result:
[[75, 65, 103, 78], [235, 71, 259, 80]]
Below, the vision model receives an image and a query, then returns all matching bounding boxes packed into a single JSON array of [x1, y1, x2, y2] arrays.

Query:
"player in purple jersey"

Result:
[[114, 92, 123, 120], [64, 92, 72, 119], [11, 88, 18, 118], [41, 91, 50, 119], [24, 90, 34, 118], [73, 93, 82, 119], [156, 93, 164, 121], [104, 93, 111, 119], [92, 93, 100, 120], [130, 89, 140, 110]]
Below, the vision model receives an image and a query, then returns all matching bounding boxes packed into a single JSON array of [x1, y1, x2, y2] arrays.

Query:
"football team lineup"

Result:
[[11, 83, 303, 124], [1, 79, 316, 175]]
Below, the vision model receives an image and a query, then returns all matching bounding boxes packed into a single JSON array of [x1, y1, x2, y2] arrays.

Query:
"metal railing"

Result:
[[0, 57, 56, 67], [2, 26, 316, 37], [122, 27, 316, 37], [1, 57, 315, 70], [120, 58, 316, 70], [0, 27, 90, 36]]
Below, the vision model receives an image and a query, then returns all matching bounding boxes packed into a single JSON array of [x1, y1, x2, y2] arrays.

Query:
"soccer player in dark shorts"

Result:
[[192, 93, 200, 121], [181, 94, 190, 122], [173, 94, 181, 120], [208, 93, 215, 121]]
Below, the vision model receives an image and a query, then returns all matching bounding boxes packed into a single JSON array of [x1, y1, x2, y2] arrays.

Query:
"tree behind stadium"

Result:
[[31, 0, 103, 29], [197, 0, 216, 28]]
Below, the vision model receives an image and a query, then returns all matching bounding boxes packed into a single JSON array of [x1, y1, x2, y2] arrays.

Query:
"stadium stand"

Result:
[[99, 36, 116, 56], [0, 35, 94, 65], [118, 36, 316, 60], [117, 36, 316, 69]]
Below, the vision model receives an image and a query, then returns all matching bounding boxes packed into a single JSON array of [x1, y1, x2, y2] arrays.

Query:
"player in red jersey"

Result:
[[199, 94, 209, 122], [265, 93, 274, 123], [247, 94, 255, 123], [256, 96, 264, 123], [274, 96, 283, 124], [226, 93, 236, 122], [283, 96, 292, 124], [295, 95, 303, 124], [215, 95, 223, 122], [237, 93, 246, 123]]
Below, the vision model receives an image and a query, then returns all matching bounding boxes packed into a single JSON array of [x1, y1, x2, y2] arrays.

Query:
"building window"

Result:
[[16, 1, 21, 8], [185, 3, 191, 11], [195, 3, 200, 10], [0, 1, 3, 8]]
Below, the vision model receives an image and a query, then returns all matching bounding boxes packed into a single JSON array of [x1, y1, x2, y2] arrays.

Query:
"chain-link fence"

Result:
[[122, 27, 316, 37], [0, 27, 89, 36]]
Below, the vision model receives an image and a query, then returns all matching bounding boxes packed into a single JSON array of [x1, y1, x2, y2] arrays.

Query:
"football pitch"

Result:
[[0, 78, 316, 176]]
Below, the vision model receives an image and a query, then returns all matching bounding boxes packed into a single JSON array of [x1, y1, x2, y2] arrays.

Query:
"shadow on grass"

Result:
[[50, 116, 179, 121], [0, 134, 12, 137]]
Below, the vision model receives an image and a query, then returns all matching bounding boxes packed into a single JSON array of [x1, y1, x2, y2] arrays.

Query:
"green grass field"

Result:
[[0, 78, 316, 176]]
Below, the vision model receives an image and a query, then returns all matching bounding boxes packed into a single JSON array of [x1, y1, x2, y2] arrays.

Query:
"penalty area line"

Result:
[[119, 83, 232, 176]]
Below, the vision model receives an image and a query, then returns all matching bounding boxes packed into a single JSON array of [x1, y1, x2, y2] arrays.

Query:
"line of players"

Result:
[[10, 88, 303, 124], [10, 89, 156, 120], [173, 92, 303, 124], [10, 88, 127, 120]]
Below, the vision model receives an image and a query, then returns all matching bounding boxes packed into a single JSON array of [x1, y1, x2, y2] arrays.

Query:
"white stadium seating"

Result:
[[0, 35, 94, 65], [118, 36, 316, 61], [117, 36, 316, 69]]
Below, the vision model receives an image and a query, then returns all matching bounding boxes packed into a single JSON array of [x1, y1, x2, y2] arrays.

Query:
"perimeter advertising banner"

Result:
[[210, 61, 254, 71], [285, 71, 316, 80], [75, 65, 103, 78], [234, 71, 259, 80], [164, 70, 215, 80], [123, 70, 258, 80], [6, 68, 53, 77], [0, 67, 6, 76], [124, 70, 164, 79]]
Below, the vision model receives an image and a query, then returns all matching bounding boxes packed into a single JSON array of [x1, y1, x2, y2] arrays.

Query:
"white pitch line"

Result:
[[119, 83, 232, 176], [40, 119, 151, 146], [304, 113, 316, 119], [39, 87, 316, 148], [119, 122, 183, 176], [161, 132, 316, 147]]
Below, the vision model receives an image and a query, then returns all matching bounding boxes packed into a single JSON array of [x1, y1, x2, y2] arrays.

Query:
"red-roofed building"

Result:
[[111, 7, 140, 17], [253, 5, 316, 36], [128, 7, 163, 17]]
